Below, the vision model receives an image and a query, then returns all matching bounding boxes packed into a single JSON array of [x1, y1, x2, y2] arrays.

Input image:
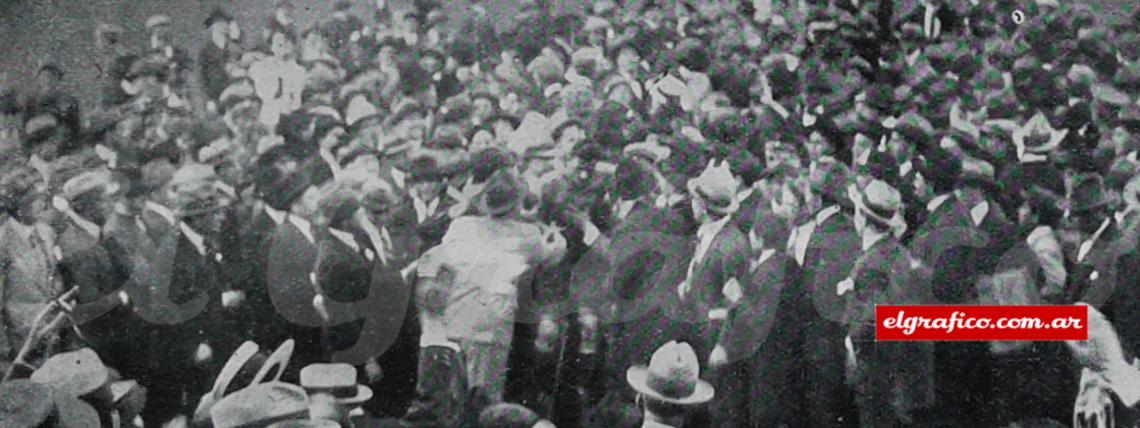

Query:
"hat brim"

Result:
[[625, 366, 714, 405], [337, 385, 374, 406]]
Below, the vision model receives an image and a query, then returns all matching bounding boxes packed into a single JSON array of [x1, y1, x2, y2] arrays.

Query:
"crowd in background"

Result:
[[4, 0, 1140, 426]]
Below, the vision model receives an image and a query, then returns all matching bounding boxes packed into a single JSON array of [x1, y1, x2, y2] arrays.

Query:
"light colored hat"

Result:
[[61, 169, 123, 201], [344, 94, 381, 129], [623, 135, 672, 163], [1013, 111, 1068, 163], [852, 179, 906, 230], [145, 15, 171, 32], [299, 363, 374, 406], [625, 341, 714, 405], [687, 159, 740, 215], [210, 382, 310, 428], [30, 348, 111, 398]]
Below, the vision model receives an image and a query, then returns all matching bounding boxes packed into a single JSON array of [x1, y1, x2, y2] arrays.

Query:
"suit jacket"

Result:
[[796, 206, 861, 324], [55, 222, 126, 352], [266, 214, 325, 377], [911, 189, 1017, 304], [581, 200, 692, 389], [199, 42, 230, 102], [683, 216, 751, 356], [846, 235, 936, 417], [1068, 217, 1140, 357], [0, 220, 62, 373], [234, 206, 287, 344]]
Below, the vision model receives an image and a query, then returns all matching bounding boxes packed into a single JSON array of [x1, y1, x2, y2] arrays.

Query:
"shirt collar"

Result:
[[180, 222, 208, 256], [699, 216, 731, 241], [265, 204, 288, 226], [146, 201, 177, 226], [862, 227, 888, 251], [11, 220, 35, 241], [329, 227, 360, 253], [617, 199, 637, 220], [1078, 217, 1113, 263], [927, 192, 954, 213], [816, 205, 841, 225], [289, 215, 315, 244], [211, 32, 227, 49]]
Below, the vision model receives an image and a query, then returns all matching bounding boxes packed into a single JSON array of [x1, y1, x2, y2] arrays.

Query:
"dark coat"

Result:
[[846, 236, 936, 427], [711, 206, 803, 427], [264, 216, 325, 381], [795, 206, 862, 428], [590, 200, 692, 393], [199, 41, 230, 102]]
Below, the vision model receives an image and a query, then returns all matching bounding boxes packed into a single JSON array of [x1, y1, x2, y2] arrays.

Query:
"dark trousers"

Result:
[[803, 318, 859, 428]]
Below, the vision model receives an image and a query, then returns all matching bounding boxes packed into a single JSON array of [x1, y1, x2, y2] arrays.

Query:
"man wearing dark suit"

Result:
[[264, 159, 334, 382], [200, 8, 235, 106], [23, 64, 81, 158], [791, 157, 862, 428], [845, 179, 936, 427], [135, 164, 241, 427], [710, 179, 800, 427], [911, 147, 1017, 424], [590, 154, 691, 397], [313, 186, 420, 417]]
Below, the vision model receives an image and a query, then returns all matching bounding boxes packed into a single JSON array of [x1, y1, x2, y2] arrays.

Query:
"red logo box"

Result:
[[875, 305, 1089, 341]]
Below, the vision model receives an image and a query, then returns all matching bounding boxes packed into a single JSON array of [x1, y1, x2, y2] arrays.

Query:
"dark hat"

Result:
[[470, 146, 516, 184], [674, 38, 710, 73], [204, 7, 232, 27], [481, 171, 523, 217], [613, 156, 658, 201], [38, 62, 64, 79], [334, 0, 353, 12]]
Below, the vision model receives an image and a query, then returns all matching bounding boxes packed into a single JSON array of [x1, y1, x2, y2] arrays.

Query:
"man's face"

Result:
[[271, 33, 294, 58], [15, 193, 51, 225], [150, 26, 170, 45], [37, 72, 60, 93], [210, 22, 229, 38], [617, 48, 639, 74]]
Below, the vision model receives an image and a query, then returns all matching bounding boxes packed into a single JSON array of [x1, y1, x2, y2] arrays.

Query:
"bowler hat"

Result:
[[626, 341, 714, 405]]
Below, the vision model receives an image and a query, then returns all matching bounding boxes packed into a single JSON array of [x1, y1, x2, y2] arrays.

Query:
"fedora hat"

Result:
[[1013, 111, 1068, 162], [195, 341, 266, 424], [299, 363, 373, 406], [852, 179, 906, 232], [688, 159, 741, 216], [626, 341, 714, 405]]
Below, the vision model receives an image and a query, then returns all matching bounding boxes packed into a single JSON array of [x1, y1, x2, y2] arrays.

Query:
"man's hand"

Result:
[[194, 343, 213, 364], [221, 290, 245, 309], [364, 359, 383, 384]]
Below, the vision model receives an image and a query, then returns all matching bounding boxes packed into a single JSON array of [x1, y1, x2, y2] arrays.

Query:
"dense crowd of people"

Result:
[[5, 0, 1140, 426]]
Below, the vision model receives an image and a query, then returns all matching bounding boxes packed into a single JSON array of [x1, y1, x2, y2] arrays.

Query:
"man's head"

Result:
[[146, 15, 172, 46], [37, 64, 64, 93]]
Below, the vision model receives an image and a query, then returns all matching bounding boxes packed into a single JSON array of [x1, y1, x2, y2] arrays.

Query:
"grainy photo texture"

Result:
[[1, 0, 1140, 427]]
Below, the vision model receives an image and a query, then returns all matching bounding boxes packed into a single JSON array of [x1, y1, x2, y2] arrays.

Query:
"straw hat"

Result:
[[625, 341, 714, 405]]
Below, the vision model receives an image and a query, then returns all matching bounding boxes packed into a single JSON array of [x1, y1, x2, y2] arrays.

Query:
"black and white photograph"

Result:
[[2, 0, 1140, 426]]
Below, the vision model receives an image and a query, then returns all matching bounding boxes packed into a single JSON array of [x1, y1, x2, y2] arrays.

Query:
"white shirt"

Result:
[[790, 205, 840, 265], [687, 216, 732, 280], [288, 215, 315, 245], [861, 228, 888, 252]]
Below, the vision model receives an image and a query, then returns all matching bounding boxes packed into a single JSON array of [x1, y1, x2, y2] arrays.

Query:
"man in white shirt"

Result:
[[248, 28, 306, 131]]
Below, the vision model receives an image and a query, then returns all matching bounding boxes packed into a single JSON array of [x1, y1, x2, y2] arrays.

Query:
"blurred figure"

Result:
[[23, 64, 81, 159]]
